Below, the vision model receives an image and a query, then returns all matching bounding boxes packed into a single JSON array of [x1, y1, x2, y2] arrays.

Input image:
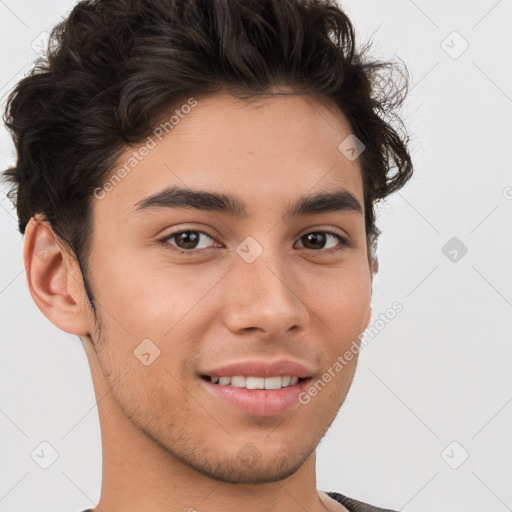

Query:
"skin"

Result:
[[24, 90, 375, 512]]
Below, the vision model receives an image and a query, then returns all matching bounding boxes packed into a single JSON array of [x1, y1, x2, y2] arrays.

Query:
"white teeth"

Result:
[[264, 376, 282, 390], [208, 375, 302, 389], [231, 376, 245, 387], [246, 376, 265, 389], [281, 375, 291, 387]]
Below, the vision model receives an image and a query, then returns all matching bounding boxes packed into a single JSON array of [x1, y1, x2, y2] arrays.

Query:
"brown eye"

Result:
[[161, 230, 216, 252], [296, 230, 347, 251]]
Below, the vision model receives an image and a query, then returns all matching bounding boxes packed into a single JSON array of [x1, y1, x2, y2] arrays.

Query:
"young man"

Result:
[[2, 0, 413, 510]]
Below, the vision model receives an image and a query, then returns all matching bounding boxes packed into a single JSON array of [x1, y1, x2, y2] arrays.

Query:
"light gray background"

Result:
[[1, 1, 511, 511]]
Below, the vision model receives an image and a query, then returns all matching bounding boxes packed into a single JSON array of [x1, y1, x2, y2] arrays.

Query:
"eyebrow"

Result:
[[130, 185, 363, 219]]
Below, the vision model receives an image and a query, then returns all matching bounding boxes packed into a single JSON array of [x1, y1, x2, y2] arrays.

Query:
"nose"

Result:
[[220, 239, 310, 337]]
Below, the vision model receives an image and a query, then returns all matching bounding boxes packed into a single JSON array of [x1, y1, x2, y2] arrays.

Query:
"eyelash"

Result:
[[158, 228, 349, 256]]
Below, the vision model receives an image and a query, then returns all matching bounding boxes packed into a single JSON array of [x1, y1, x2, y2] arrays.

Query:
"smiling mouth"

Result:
[[201, 375, 310, 390]]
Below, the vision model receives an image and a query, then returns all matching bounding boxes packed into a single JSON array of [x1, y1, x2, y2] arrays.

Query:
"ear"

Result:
[[23, 216, 91, 336]]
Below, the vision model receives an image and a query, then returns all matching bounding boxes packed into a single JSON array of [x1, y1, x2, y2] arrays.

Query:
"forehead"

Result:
[[97, 91, 365, 219]]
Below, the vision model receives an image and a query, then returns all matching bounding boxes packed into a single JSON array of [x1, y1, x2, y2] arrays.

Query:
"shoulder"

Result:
[[325, 491, 402, 512]]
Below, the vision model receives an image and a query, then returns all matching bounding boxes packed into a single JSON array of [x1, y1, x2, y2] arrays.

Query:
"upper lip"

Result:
[[200, 358, 314, 379]]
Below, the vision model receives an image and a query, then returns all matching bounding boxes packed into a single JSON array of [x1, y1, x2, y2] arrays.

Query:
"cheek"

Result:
[[301, 262, 371, 337], [92, 244, 221, 336]]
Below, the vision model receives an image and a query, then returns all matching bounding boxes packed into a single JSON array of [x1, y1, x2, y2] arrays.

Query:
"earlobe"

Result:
[[23, 217, 90, 336]]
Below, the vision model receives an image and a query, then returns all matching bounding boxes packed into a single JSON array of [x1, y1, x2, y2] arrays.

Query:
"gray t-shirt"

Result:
[[325, 491, 400, 511]]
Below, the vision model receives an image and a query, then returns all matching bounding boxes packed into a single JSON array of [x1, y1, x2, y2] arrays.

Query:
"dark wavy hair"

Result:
[[2, 0, 413, 315]]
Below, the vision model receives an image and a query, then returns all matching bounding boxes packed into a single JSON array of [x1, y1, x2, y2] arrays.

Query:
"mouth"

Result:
[[200, 374, 310, 389], [199, 375, 314, 416]]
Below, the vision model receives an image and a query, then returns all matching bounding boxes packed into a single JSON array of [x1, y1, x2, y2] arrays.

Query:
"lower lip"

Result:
[[200, 377, 313, 417]]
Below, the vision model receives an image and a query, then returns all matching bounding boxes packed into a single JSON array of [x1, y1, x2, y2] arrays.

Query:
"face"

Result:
[[81, 91, 372, 484]]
